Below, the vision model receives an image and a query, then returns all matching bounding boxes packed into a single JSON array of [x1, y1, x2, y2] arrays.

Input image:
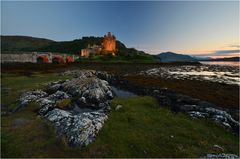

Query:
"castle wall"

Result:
[[81, 49, 90, 57], [102, 32, 116, 55], [103, 38, 116, 52]]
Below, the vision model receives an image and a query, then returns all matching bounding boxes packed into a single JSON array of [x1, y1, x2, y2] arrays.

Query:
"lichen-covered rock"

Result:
[[62, 70, 96, 78], [187, 106, 239, 131], [188, 111, 208, 118], [15, 90, 47, 112], [203, 153, 239, 158], [45, 80, 66, 93], [18, 72, 113, 112], [45, 108, 108, 146], [17, 70, 114, 147], [47, 90, 70, 102], [19, 90, 47, 106], [61, 76, 113, 108]]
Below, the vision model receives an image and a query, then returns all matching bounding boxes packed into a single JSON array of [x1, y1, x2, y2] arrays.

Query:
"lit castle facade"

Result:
[[81, 32, 116, 57]]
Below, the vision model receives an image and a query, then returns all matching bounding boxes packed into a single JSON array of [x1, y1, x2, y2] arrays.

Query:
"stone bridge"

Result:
[[1, 52, 77, 63], [35, 52, 76, 64]]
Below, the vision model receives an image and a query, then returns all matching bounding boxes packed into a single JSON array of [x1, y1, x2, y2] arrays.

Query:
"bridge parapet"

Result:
[[1, 51, 76, 63], [35, 52, 75, 63]]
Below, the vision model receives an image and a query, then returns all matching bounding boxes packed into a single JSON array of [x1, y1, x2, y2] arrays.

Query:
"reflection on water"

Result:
[[68, 86, 137, 114], [201, 61, 240, 67], [169, 71, 240, 85], [71, 106, 94, 114], [69, 105, 96, 114], [111, 86, 136, 98]]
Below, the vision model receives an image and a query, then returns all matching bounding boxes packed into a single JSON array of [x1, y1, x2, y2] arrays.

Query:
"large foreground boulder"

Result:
[[61, 77, 113, 108], [45, 108, 108, 146], [18, 70, 114, 146]]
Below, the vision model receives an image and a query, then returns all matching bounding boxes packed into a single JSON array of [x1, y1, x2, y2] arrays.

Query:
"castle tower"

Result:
[[102, 32, 116, 55]]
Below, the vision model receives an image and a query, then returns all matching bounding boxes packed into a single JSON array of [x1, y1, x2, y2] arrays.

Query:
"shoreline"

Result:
[[2, 63, 239, 111]]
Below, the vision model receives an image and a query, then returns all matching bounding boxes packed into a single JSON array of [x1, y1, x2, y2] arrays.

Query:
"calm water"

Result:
[[111, 86, 136, 98], [201, 61, 240, 67]]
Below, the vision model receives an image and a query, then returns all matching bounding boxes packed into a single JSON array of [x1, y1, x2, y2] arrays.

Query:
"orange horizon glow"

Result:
[[173, 43, 240, 58], [145, 41, 240, 58], [209, 55, 240, 59]]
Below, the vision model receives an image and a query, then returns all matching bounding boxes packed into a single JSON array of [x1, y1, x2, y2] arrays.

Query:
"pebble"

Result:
[[115, 105, 123, 111]]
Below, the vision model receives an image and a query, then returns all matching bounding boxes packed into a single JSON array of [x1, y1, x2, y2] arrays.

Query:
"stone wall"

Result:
[[1, 52, 77, 63], [1, 53, 37, 63]]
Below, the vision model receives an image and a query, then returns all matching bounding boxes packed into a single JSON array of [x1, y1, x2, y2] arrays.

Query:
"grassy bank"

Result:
[[76, 54, 160, 63], [1, 73, 238, 158], [1, 62, 201, 75], [87, 96, 238, 158], [1, 73, 72, 112]]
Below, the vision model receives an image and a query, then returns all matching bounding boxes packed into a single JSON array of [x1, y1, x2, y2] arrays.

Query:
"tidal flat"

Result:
[[1, 62, 239, 158]]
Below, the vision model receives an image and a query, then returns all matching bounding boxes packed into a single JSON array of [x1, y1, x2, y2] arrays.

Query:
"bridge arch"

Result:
[[66, 56, 74, 63], [37, 55, 49, 63], [52, 56, 64, 64]]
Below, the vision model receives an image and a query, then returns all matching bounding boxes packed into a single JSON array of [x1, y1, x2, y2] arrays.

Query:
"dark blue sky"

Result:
[[1, 1, 239, 57]]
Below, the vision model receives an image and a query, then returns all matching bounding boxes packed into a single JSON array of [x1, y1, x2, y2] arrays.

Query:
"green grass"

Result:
[[1, 73, 239, 158], [1, 102, 65, 158], [76, 54, 160, 63], [85, 96, 238, 158], [1, 72, 72, 112]]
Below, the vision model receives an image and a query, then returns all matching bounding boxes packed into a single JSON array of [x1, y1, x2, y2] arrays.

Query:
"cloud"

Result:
[[229, 44, 240, 48], [191, 53, 215, 57], [191, 48, 240, 57], [215, 49, 240, 55]]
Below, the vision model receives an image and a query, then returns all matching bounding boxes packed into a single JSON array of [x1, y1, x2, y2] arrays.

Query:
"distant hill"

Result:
[[192, 56, 213, 61], [157, 52, 197, 62], [1, 36, 54, 52]]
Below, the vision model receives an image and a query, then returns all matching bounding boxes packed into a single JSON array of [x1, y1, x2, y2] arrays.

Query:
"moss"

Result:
[[56, 98, 71, 109]]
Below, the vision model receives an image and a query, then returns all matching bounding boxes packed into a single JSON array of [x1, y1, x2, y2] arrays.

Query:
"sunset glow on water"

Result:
[[200, 61, 240, 67]]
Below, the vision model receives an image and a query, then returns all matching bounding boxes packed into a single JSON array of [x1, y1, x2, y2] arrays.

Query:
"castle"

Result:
[[81, 32, 116, 57], [103, 32, 116, 53]]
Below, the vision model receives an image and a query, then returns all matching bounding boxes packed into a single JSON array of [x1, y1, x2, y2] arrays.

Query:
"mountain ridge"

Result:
[[157, 52, 197, 62], [1, 35, 129, 55], [1, 35, 55, 52]]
